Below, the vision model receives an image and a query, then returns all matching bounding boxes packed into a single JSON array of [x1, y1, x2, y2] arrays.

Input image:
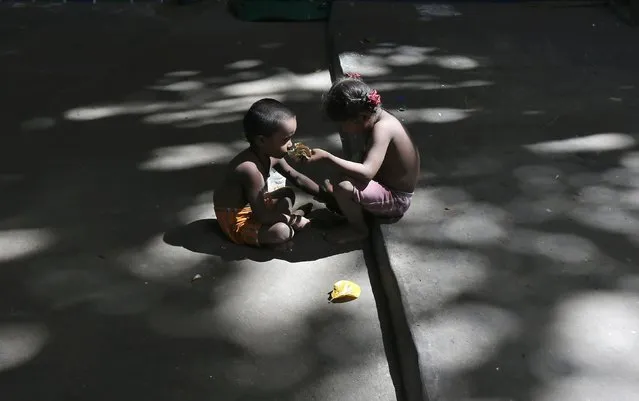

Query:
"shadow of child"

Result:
[[163, 209, 357, 263]]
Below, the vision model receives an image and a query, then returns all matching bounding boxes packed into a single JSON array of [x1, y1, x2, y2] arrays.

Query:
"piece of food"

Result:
[[288, 142, 312, 160], [329, 280, 361, 302]]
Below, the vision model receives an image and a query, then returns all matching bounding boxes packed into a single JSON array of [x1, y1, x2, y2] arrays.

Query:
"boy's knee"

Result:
[[270, 222, 294, 244]]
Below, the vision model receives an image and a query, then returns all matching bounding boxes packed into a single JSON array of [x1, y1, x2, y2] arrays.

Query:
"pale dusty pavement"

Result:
[[0, 3, 398, 401], [330, 2, 639, 401]]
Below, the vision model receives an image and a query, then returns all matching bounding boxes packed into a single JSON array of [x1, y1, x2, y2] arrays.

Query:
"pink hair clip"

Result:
[[367, 90, 381, 106]]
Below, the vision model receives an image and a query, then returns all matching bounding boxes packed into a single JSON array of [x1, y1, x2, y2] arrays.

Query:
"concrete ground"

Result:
[[330, 2, 639, 400], [0, 3, 398, 401]]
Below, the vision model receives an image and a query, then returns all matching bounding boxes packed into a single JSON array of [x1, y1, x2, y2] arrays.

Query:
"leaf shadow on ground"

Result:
[[335, 3, 639, 400], [0, 4, 395, 401]]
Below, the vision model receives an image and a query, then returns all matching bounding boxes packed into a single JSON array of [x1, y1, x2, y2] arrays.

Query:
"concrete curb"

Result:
[[325, 12, 428, 401]]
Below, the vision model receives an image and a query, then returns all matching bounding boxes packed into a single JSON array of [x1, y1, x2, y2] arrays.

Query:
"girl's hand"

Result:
[[307, 148, 330, 163]]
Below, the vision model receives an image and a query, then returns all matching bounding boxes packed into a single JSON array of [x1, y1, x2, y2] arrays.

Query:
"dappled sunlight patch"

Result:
[[340, 52, 391, 76], [532, 233, 598, 265], [523, 110, 546, 116], [399, 107, 474, 124], [204, 254, 369, 355], [374, 79, 492, 92], [26, 266, 162, 314], [508, 194, 571, 223], [439, 206, 509, 245], [449, 155, 502, 177], [619, 151, 639, 171], [410, 249, 489, 302], [602, 167, 639, 188], [225, 59, 263, 70], [174, 114, 244, 128], [21, 116, 55, 131], [0, 229, 55, 263], [415, 304, 520, 371], [218, 70, 331, 97], [532, 292, 639, 388], [386, 51, 428, 67], [143, 108, 242, 126], [578, 185, 621, 205], [118, 234, 210, 281], [569, 205, 639, 235], [177, 191, 216, 224], [433, 55, 480, 70], [138, 143, 236, 171], [165, 70, 200, 78], [620, 189, 639, 209], [524, 133, 636, 154], [151, 80, 206, 92], [513, 164, 563, 190], [401, 186, 472, 225], [65, 102, 176, 121], [532, 377, 639, 401], [0, 323, 49, 372], [415, 3, 462, 19]]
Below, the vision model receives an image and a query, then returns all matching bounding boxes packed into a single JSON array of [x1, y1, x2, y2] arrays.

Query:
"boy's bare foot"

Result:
[[325, 226, 369, 244], [292, 202, 313, 217]]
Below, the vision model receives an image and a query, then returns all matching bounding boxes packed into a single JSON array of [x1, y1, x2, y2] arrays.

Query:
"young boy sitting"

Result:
[[213, 98, 327, 249], [299, 75, 420, 243]]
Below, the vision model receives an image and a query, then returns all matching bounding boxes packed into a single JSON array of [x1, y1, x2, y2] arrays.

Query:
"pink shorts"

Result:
[[351, 180, 413, 217]]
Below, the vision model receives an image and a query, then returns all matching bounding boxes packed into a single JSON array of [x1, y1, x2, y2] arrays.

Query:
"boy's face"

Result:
[[260, 117, 296, 158]]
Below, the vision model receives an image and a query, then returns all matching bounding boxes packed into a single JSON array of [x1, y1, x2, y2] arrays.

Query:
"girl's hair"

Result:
[[323, 74, 382, 122]]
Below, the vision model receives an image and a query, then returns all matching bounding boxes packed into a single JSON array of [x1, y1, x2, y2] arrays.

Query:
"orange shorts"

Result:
[[215, 194, 278, 247]]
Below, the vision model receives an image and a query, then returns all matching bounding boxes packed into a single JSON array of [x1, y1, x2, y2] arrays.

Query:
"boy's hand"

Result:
[[289, 214, 311, 231]]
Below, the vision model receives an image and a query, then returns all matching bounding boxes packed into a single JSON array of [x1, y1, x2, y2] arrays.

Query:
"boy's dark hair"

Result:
[[243, 98, 295, 144], [323, 76, 380, 122]]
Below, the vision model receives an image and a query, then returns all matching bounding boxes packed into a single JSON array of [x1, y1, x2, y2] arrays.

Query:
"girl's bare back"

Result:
[[373, 111, 420, 193]]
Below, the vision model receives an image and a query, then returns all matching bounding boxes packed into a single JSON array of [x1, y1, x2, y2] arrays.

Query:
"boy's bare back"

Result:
[[370, 110, 420, 193], [213, 149, 270, 209]]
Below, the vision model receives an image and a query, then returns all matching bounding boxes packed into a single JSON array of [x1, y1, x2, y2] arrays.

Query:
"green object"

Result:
[[229, 0, 330, 21]]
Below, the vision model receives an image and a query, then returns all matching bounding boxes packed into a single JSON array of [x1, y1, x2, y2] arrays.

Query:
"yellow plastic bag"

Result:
[[329, 280, 361, 303]]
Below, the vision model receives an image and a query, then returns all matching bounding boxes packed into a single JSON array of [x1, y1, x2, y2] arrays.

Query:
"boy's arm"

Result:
[[238, 163, 292, 225], [274, 158, 321, 197], [320, 124, 392, 181]]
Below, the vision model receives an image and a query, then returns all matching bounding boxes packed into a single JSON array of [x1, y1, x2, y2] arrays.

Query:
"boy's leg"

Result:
[[258, 222, 295, 250], [267, 186, 312, 217], [266, 187, 296, 213]]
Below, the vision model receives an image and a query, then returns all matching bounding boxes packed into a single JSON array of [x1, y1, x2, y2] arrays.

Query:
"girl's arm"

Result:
[[316, 123, 392, 181]]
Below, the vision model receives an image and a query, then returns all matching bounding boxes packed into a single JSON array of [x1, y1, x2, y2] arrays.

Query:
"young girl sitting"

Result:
[[301, 74, 421, 243]]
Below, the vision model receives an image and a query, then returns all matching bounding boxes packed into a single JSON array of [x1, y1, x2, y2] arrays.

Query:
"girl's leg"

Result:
[[325, 179, 369, 243]]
